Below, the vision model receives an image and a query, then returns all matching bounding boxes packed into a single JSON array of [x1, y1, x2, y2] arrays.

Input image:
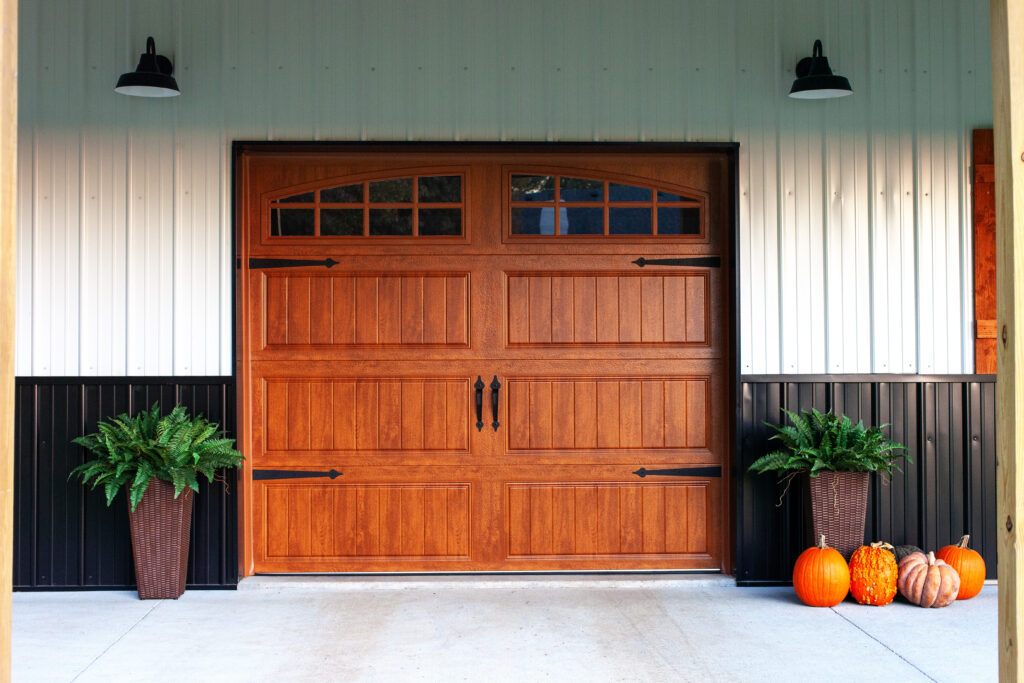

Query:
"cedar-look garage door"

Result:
[[237, 148, 731, 573]]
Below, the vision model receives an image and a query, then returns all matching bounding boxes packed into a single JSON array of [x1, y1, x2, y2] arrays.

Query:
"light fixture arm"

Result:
[[795, 40, 826, 79], [139, 36, 174, 77]]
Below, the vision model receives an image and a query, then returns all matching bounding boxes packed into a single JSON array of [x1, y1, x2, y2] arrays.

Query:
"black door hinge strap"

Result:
[[253, 469, 343, 481], [632, 256, 721, 268], [632, 466, 722, 478], [248, 257, 339, 269]]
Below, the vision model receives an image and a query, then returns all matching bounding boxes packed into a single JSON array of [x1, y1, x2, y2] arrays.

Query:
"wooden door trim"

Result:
[[232, 142, 739, 579]]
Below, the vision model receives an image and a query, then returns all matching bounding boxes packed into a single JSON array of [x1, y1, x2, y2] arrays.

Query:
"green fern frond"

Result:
[[69, 402, 244, 509], [748, 407, 909, 481]]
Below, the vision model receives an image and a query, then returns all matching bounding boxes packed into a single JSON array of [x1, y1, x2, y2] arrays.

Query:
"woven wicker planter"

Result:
[[127, 477, 194, 600], [807, 471, 869, 561]]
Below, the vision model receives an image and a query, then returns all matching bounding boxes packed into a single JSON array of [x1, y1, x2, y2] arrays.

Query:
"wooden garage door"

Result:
[[237, 148, 730, 573]]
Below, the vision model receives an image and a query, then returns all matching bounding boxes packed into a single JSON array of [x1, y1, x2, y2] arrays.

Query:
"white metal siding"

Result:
[[15, 0, 993, 376]]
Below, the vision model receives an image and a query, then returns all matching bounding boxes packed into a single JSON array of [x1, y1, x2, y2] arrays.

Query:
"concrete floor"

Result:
[[13, 576, 996, 682]]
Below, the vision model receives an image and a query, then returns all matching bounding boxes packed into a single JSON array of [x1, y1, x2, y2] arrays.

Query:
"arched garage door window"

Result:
[[268, 174, 464, 238], [508, 172, 705, 237]]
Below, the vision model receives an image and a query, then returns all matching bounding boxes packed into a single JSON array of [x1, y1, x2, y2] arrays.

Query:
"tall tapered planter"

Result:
[[807, 471, 869, 561], [127, 477, 194, 599]]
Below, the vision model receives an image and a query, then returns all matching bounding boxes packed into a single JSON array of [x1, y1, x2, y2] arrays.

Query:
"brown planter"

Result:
[[127, 477, 194, 599], [807, 471, 869, 561]]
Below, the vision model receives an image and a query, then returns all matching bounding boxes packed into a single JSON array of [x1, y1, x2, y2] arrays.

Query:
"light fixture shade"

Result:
[[789, 39, 852, 99], [115, 37, 180, 97]]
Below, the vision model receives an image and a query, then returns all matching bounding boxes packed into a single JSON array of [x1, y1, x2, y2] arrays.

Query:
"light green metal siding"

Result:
[[15, 0, 992, 375]]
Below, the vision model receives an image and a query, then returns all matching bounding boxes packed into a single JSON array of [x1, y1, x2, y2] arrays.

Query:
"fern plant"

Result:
[[748, 408, 909, 478], [70, 403, 244, 511]]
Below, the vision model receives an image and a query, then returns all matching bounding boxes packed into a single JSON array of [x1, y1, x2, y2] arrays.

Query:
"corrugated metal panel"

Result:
[[737, 375, 996, 584], [13, 377, 238, 589], [15, 0, 992, 376]]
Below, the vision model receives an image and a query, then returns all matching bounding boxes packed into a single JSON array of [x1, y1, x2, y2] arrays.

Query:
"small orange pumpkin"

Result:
[[793, 535, 851, 607], [848, 541, 898, 606], [935, 534, 986, 600], [897, 551, 960, 608]]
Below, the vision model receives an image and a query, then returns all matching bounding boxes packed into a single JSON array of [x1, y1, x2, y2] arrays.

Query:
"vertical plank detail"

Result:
[[264, 484, 472, 560], [506, 377, 710, 451], [264, 378, 470, 452], [505, 483, 709, 558], [266, 274, 470, 348], [507, 273, 708, 346]]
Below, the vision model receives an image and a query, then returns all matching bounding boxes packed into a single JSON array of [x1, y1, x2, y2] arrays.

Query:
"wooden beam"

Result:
[[992, 0, 1024, 680], [0, 0, 14, 680]]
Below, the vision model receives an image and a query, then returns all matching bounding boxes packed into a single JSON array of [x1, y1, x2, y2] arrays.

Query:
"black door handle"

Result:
[[490, 376, 501, 431], [474, 376, 485, 432]]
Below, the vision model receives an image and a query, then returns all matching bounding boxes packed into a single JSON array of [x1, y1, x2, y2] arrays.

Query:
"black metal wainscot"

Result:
[[735, 375, 996, 585], [13, 377, 238, 590]]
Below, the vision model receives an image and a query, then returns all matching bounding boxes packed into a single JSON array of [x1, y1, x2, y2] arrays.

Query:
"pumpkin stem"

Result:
[[927, 551, 937, 564], [870, 541, 895, 550], [817, 534, 828, 550], [957, 534, 970, 549]]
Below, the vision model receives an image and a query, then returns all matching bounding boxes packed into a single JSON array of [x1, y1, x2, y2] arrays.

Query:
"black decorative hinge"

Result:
[[633, 466, 722, 478], [248, 257, 339, 269], [632, 256, 721, 268], [253, 469, 343, 481]]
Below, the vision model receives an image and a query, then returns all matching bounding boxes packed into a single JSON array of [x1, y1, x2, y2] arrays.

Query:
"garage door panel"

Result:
[[506, 376, 710, 452], [261, 377, 470, 455], [260, 272, 471, 350], [507, 271, 711, 347], [258, 482, 473, 562], [504, 481, 715, 561]]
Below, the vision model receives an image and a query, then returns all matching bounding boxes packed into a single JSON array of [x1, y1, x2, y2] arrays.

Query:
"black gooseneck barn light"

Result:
[[789, 39, 852, 99], [115, 37, 180, 97]]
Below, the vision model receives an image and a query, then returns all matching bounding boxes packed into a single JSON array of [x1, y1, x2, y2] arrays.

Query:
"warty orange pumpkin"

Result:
[[848, 541, 898, 606], [793, 535, 851, 607], [935, 535, 985, 600], [897, 551, 960, 608]]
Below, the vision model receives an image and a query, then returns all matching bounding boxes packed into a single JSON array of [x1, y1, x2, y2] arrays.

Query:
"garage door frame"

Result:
[[231, 141, 740, 578]]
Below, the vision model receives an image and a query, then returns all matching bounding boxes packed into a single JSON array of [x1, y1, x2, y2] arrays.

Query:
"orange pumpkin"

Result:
[[848, 541, 898, 606], [897, 551, 960, 608], [793, 535, 851, 607], [935, 535, 986, 600]]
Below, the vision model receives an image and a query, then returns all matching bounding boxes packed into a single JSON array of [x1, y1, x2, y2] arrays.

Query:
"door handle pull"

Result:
[[490, 376, 501, 431], [474, 376, 485, 432]]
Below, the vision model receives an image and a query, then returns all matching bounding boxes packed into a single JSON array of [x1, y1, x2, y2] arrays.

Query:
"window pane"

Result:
[[511, 175, 555, 202], [321, 209, 363, 236], [563, 207, 603, 234], [610, 208, 652, 235], [511, 207, 544, 234], [609, 183, 652, 202], [657, 207, 701, 235], [278, 191, 315, 203], [321, 184, 363, 203], [419, 209, 462, 236], [369, 178, 413, 203], [418, 176, 461, 203], [560, 177, 603, 202], [369, 208, 413, 235], [657, 190, 698, 202], [270, 208, 314, 236]]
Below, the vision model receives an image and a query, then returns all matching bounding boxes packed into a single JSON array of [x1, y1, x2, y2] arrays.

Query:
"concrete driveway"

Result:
[[13, 576, 996, 682]]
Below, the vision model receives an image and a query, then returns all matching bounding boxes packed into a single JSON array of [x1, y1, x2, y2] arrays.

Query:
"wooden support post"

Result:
[[992, 0, 1024, 680], [0, 0, 14, 680]]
